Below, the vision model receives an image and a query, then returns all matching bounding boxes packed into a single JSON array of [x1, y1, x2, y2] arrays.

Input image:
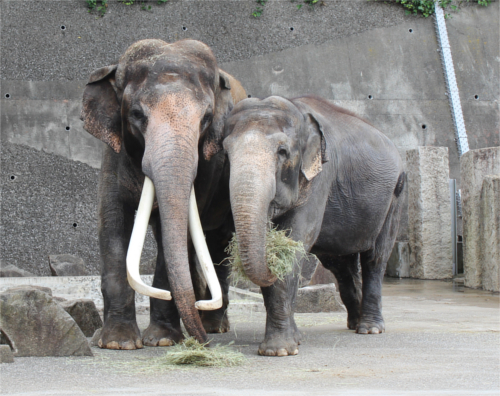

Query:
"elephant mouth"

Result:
[[125, 176, 223, 311]]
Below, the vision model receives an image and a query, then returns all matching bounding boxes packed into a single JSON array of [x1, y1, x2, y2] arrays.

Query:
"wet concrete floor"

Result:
[[1, 278, 499, 396]]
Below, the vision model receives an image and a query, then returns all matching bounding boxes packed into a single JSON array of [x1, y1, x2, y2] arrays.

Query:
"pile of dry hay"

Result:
[[225, 225, 307, 283], [160, 337, 245, 367]]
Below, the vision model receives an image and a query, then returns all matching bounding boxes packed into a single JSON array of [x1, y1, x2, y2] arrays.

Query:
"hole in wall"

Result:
[[422, 124, 427, 130], [10, 175, 16, 181], [367, 95, 373, 100], [290, 27, 294, 31], [61, 25, 66, 30], [5, 93, 10, 99], [73, 223, 78, 228], [474, 95, 479, 100], [408, 28, 413, 33], [182, 26, 187, 31], [248, 95, 252, 98], [65, 126, 71, 131]]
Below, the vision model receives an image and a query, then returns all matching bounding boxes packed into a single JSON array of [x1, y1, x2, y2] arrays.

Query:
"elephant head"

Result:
[[222, 96, 328, 287], [81, 39, 242, 343]]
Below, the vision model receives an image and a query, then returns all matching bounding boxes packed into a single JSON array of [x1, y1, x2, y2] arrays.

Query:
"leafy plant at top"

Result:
[[392, 0, 491, 18], [252, 0, 267, 18], [86, 0, 169, 17]]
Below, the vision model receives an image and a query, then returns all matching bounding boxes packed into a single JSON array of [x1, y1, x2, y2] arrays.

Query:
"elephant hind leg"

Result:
[[358, 197, 403, 335], [316, 253, 361, 330]]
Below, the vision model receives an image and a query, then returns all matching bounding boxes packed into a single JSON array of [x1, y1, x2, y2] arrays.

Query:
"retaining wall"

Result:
[[1, 0, 498, 274]]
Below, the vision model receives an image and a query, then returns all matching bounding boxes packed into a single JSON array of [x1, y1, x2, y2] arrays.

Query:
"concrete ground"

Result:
[[1, 278, 499, 396]]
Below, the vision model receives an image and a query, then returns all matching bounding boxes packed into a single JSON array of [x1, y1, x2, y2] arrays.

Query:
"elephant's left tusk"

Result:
[[126, 176, 172, 301], [189, 187, 223, 311]]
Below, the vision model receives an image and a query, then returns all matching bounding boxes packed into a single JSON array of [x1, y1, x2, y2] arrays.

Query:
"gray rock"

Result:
[[90, 328, 101, 347], [386, 242, 410, 278], [59, 299, 103, 337], [295, 284, 345, 313], [407, 147, 453, 279], [309, 264, 338, 289], [6, 285, 52, 296], [0, 264, 35, 278], [0, 345, 14, 363], [49, 254, 88, 276], [299, 255, 320, 287], [0, 289, 92, 357], [461, 148, 500, 288]]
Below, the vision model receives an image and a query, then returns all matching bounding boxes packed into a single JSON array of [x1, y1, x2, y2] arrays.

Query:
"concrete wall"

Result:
[[1, 0, 499, 274]]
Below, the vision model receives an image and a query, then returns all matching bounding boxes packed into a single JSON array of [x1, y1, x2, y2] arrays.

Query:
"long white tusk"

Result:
[[126, 176, 171, 300], [189, 187, 223, 310]]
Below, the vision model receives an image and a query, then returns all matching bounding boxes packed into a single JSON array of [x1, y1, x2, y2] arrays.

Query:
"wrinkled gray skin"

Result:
[[81, 39, 246, 349], [223, 95, 405, 356]]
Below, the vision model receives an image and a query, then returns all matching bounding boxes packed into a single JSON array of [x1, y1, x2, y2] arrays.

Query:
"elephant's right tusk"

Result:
[[126, 176, 172, 301], [189, 187, 223, 311]]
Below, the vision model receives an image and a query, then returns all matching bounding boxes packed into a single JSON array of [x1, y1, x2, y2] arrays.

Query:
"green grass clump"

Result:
[[225, 225, 307, 283], [160, 338, 245, 367]]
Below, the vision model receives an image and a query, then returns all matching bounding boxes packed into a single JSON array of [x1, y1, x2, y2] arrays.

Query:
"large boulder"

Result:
[[49, 254, 88, 276], [295, 284, 345, 313], [0, 288, 92, 357], [0, 264, 35, 278], [59, 299, 103, 337]]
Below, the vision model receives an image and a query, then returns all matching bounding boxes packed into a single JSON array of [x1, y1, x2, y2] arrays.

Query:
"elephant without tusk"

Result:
[[222, 95, 405, 356]]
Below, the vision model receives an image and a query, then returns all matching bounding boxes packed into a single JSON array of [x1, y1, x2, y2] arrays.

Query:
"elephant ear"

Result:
[[203, 69, 246, 161], [301, 113, 328, 181], [80, 65, 122, 153]]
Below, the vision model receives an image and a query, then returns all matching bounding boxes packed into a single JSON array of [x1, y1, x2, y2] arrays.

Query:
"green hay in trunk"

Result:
[[225, 224, 307, 283], [160, 337, 246, 367]]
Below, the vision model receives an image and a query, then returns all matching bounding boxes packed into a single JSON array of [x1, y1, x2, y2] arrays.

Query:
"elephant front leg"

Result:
[[143, 220, 184, 346], [99, 227, 143, 350], [259, 273, 300, 357]]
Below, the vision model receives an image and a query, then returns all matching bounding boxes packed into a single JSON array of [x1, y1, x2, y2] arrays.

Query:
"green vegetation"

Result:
[[225, 225, 307, 283], [86, 0, 169, 17], [392, 0, 491, 18]]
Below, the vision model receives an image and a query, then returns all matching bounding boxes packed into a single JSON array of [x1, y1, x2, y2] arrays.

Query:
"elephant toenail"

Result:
[[136, 340, 143, 348], [292, 349, 299, 355], [370, 327, 380, 334], [265, 349, 275, 356], [107, 341, 120, 349], [122, 341, 136, 350], [98, 339, 103, 348], [158, 338, 173, 347], [277, 349, 288, 357]]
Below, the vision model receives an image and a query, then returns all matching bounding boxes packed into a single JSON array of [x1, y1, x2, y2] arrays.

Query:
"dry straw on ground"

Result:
[[160, 337, 246, 367], [225, 225, 307, 283]]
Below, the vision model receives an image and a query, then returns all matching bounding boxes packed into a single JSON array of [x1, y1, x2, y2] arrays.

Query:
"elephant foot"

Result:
[[347, 315, 360, 330], [356, 319, 385, 334], [142, 321, 184, 347], [258, 330, 300, 357], [202, 310, 230, 333], [98, 318, 143, 350]]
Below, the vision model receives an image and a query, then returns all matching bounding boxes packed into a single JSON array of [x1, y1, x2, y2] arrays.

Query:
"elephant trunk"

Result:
[[228, 149, 277, 287], [143, 126, 207, 344]]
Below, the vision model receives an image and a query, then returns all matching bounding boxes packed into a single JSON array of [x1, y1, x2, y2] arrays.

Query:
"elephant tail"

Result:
[[394, 172, 406, 198]]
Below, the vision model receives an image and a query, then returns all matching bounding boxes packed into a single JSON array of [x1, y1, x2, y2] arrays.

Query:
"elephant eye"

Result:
[[130, 109, 145, 121], [201, 112, 213, 129], [277, 146, 289, 158]]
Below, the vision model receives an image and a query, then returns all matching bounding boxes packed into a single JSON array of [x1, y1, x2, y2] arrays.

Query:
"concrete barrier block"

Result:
[[480, 175, 500, 292], [407, 147, 453, 279], [461, 147, 500, 288], [386, 242, 410, 278]]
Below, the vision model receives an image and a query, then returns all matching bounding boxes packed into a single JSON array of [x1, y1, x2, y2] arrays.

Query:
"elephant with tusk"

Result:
[[222, 95, 405, 356], [81, 39, 246, 349]]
